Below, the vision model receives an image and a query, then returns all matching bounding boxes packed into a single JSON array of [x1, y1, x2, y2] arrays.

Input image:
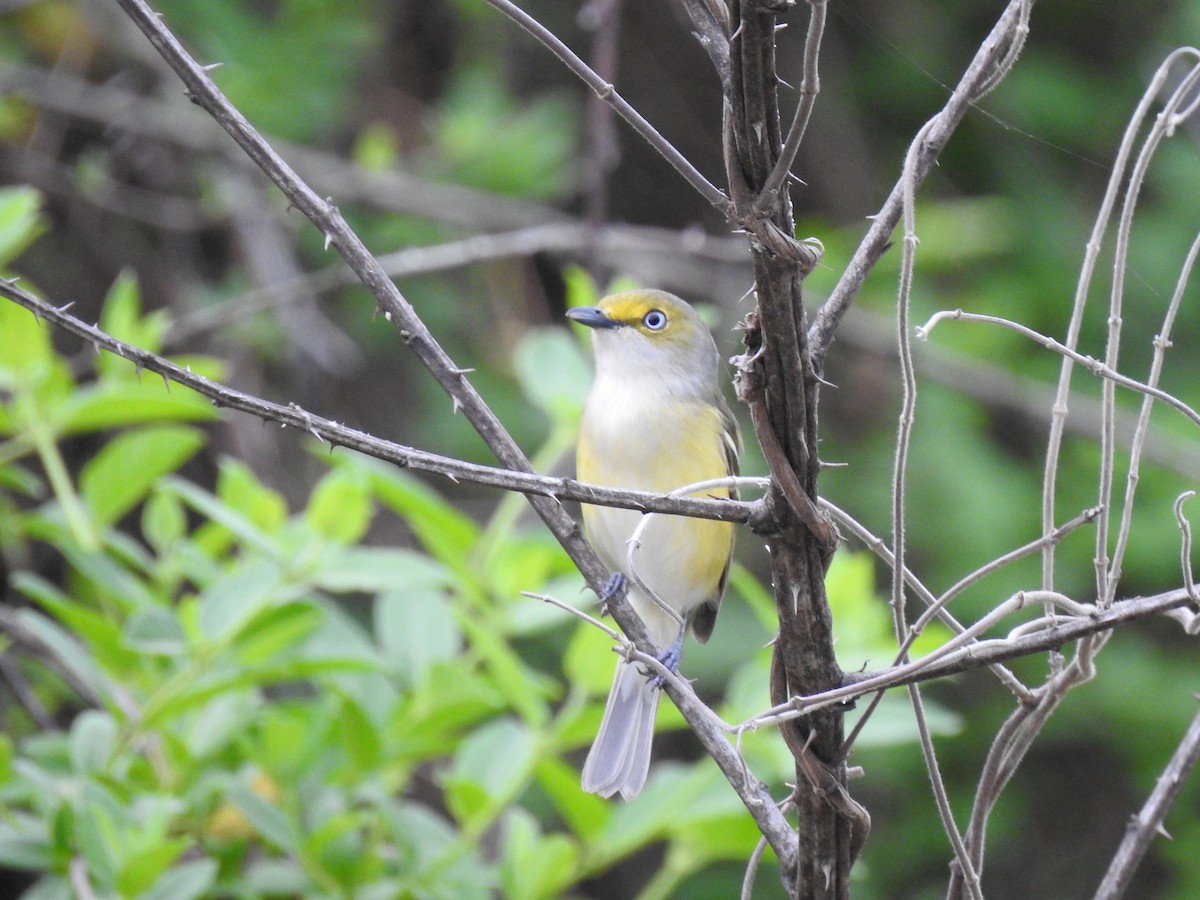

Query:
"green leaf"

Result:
[[97, 271, 169, 369], [306, 467, 372, 544], [500, 808, 579, 900], [445, 718, 535, 826], [374, 587, 461, 687], [5, 607, 111, 705], [244, 858, 310, 896], [511, 327, 589, 424], [227, 781, 296, 852], [115, 837, 191, 898], [166, 474, 280, 555], [196, 559, 283, 642], [256, 699, 339, 780], [139, 859, 219, 900], [80, 425, 205, 526], [305, 807, 369, 887], [433, 67, 576, 199], [67, 710, 117, 775], [123, 608, 188, 656], [533, 756, 610, 842], [15, 572, 135, 671], [592, 765, 698, 863], [363, 462, 480, 570], [60, 382, 217, 435], [0, 186, 45, 265], [142, 487, 187, 553], [233, 600, 324, 665], [0, 734, 11, 786], [458, 613, 553, 726], [313, 546, 448, 594], [335, 695, 383, 772], [0, 290, 53, 382], [390, 663, 505, 761], [0, 818, 51, 870], [215, 458, 289, 533], [563, 620, 618, 697], [75, 782, 126, 891]]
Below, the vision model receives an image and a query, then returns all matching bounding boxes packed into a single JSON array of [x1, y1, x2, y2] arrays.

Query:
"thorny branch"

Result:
[[101, 0, 805, 866], [1094, 700, 1200, 900], [0, 276, 759, 527]]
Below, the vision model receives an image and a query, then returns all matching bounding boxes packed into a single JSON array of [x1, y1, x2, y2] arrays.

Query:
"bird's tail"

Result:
[[581, 659, 660, 800]]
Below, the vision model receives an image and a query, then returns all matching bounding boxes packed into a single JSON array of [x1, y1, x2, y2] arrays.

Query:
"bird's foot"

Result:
[[650, 636, 684, 687], [596, 572, 626, 617]]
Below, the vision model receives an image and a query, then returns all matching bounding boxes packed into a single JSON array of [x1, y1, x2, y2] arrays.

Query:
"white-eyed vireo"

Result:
[[568, 289, 739, 800]]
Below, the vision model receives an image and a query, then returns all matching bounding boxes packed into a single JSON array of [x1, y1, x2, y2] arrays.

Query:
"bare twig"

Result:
[[165, 223, 751, 346], [1106, 226, 1200, 603], [891, 111, 980, 896], [752, 587, 1197, 724], [0, 57, 561, 231], [917, 310, 1200, 430], [1094, 700, 1200, 899], [809, 0, 1034, 371], [482, 0, 733, 216], [1041, 47, 1200, 597]]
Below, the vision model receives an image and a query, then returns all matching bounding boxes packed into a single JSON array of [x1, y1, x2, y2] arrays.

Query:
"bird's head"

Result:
[[566, 290, 720, 394]]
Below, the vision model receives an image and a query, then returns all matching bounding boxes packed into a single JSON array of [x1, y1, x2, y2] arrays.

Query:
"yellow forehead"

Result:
[[598, 290, 688, 328]]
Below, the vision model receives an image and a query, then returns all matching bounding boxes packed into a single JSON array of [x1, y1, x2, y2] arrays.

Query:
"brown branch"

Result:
[[0, 276, 757, 526], [751, 0, 826, 217], [1094, 699, 1200, 899]]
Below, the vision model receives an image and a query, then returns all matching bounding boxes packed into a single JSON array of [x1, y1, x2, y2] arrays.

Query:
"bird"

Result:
[[568, 289, 739, 800]]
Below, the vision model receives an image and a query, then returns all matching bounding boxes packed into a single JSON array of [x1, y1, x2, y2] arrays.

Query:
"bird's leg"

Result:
[[596, 571, 627, 617]]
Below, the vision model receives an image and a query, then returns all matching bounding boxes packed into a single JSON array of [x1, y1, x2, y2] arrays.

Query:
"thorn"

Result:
[[201, 61, 224, 72], [323, 232, 333, 251], [777, 75, 795, 90], [384, 310, 393, 322], [58, 301, 75, 312], [160, 373, 171, 393], [1156, 823, 1173, 840], [451, 396, 462, 415]]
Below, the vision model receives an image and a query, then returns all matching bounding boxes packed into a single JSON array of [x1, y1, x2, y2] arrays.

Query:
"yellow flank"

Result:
[[578, 395, 732, 614]]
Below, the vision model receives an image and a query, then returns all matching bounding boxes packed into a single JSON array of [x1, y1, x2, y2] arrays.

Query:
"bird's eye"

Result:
[[642, 309, 667, 331]]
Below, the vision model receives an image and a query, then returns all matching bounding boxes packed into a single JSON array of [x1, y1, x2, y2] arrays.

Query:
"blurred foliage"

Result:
[[0, 201, 953, 898], [1, 0, 1200, 898]]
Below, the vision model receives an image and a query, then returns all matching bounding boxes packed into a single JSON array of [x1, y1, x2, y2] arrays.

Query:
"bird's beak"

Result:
[[566, 306, 623, 329]]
